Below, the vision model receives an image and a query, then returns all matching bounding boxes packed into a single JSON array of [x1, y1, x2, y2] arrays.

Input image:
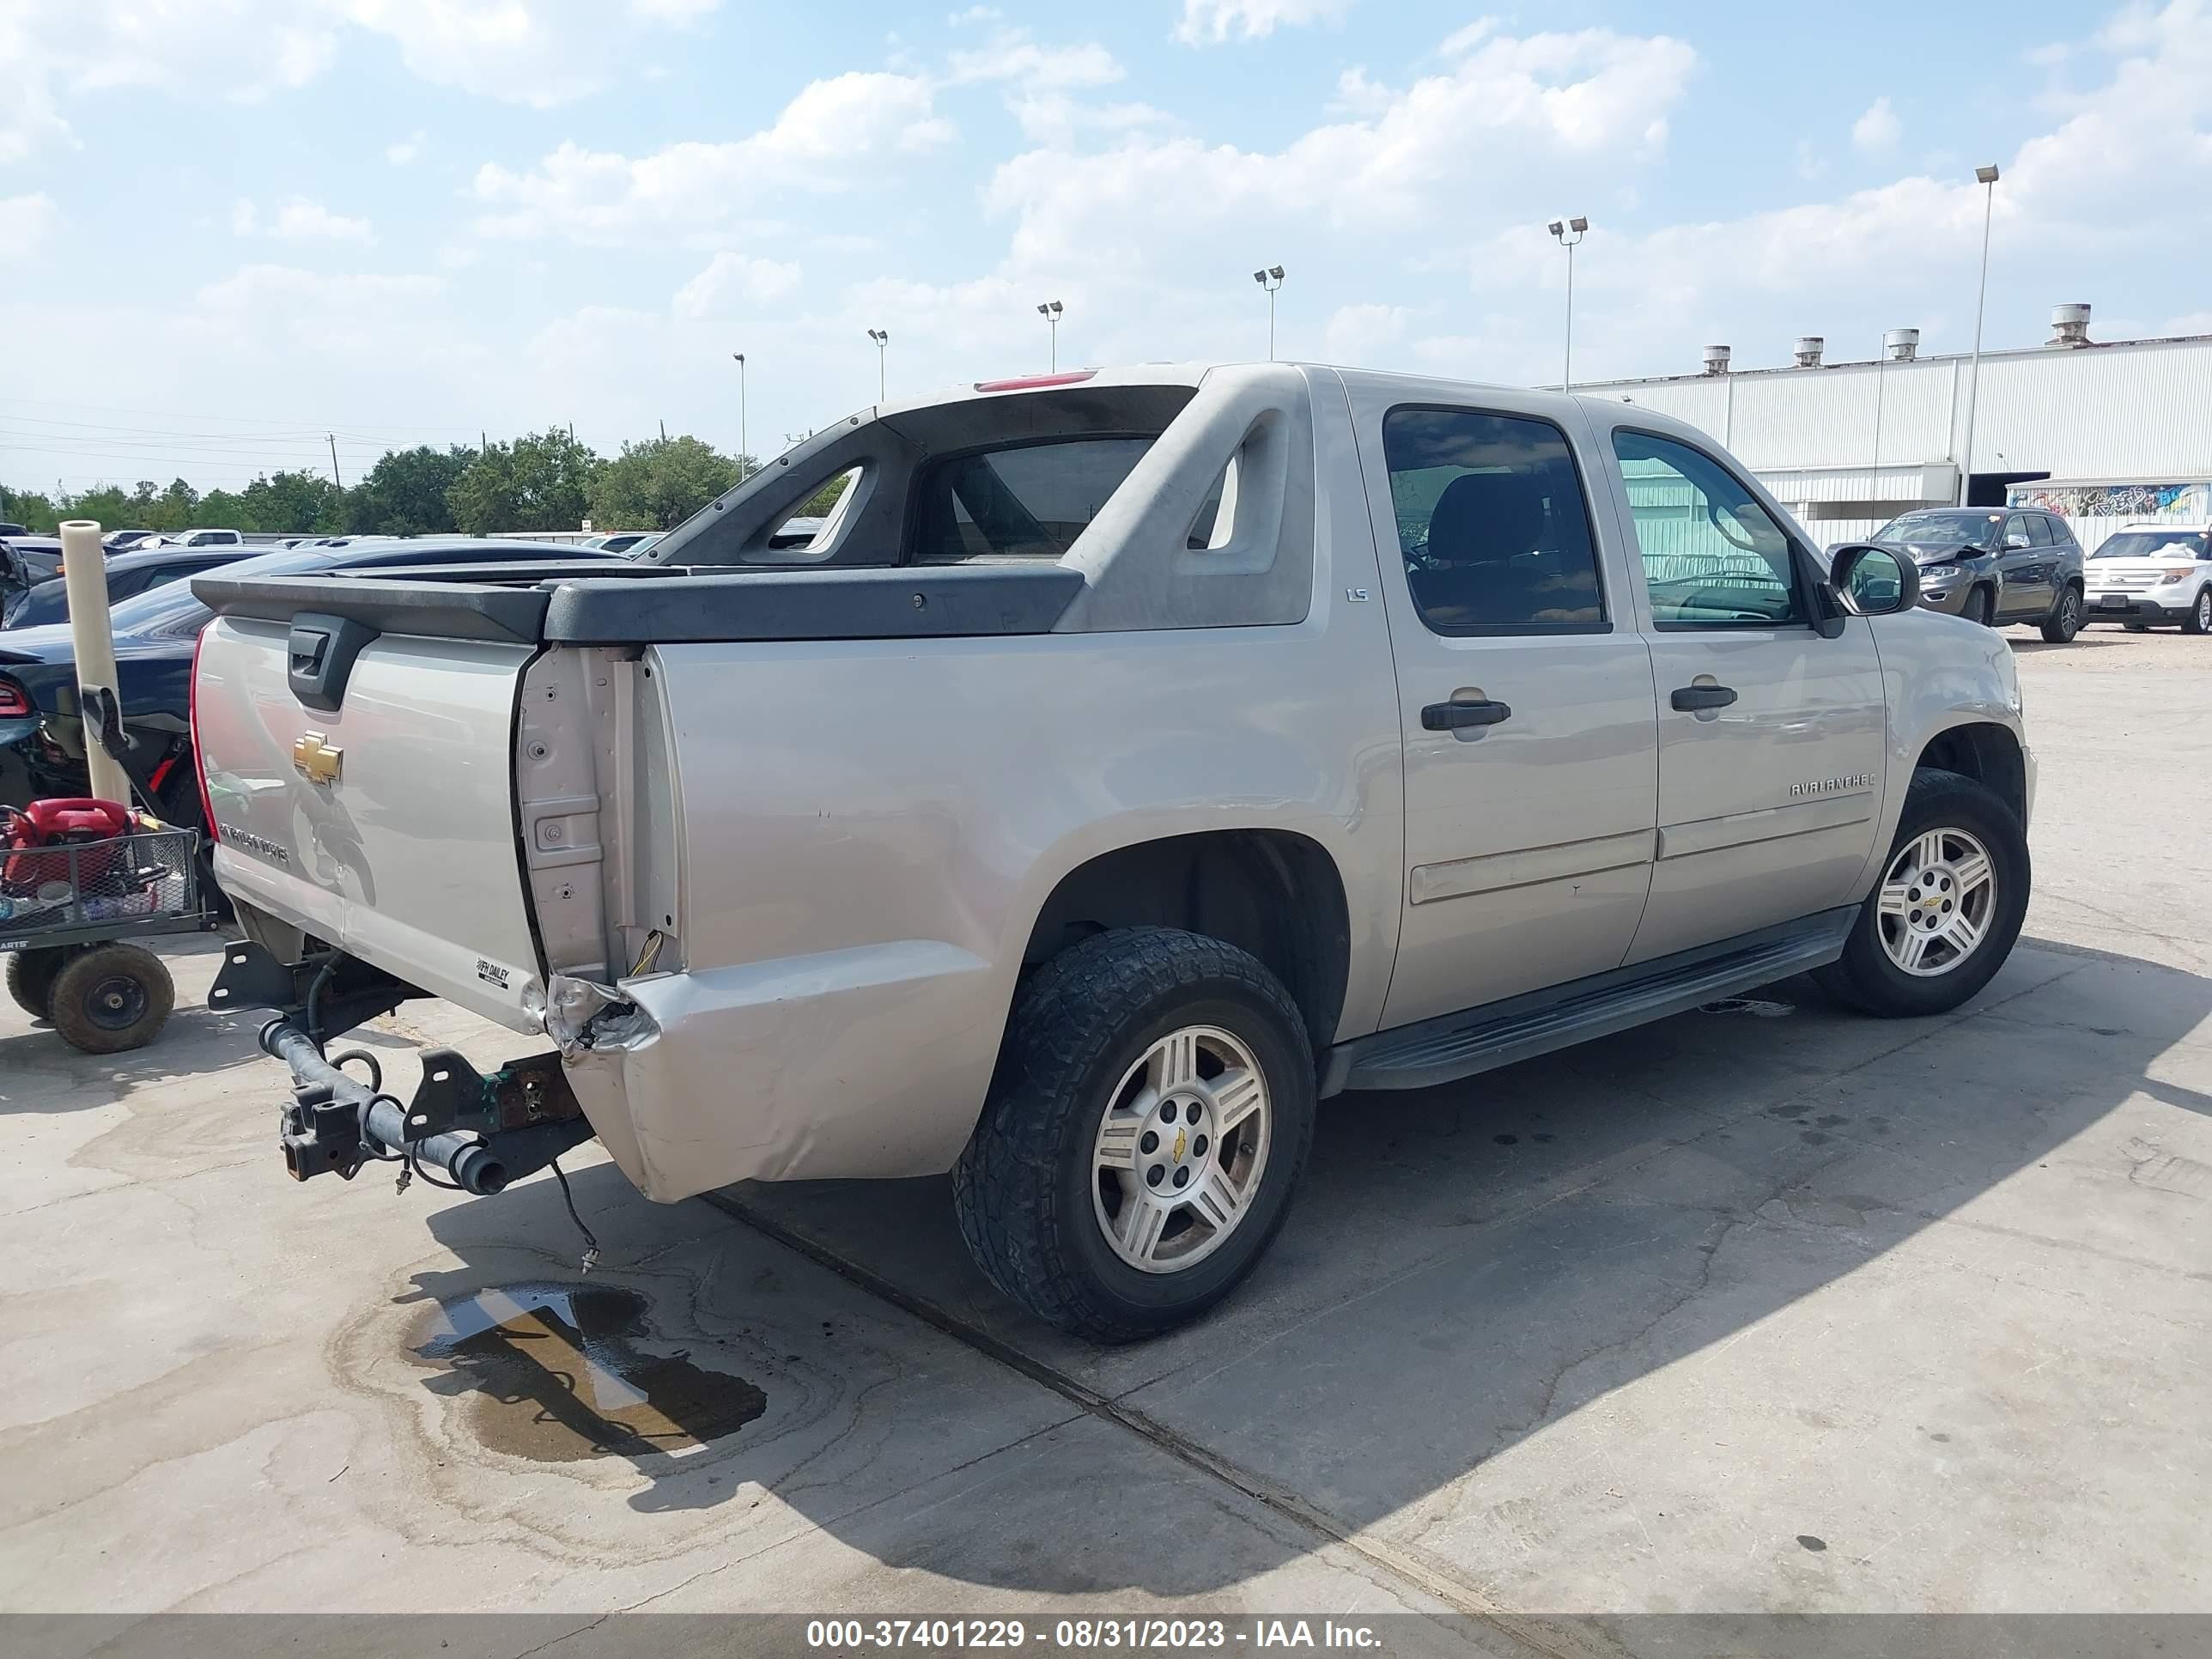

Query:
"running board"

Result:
[[1322, 906, 1858, 1096]]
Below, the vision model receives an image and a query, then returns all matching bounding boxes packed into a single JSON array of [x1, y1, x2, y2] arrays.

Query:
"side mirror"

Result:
[[2005, 532, 2032, 550], [1828, 544, 1919, 617]]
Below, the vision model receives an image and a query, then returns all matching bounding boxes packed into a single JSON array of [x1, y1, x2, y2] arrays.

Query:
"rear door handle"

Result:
[[1670, 684, 1739, 712], [1422, 699, 1512, 730]]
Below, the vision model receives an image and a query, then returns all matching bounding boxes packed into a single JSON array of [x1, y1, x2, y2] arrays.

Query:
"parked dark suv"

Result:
[[1872, 507, 2087, 641]]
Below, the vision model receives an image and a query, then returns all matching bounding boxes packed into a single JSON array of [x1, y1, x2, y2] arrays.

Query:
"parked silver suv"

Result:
[[191, 364, 2035, 1340]]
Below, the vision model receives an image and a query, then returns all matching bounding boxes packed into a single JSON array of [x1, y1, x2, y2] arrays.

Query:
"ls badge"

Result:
[[292, 731, 344, 786]]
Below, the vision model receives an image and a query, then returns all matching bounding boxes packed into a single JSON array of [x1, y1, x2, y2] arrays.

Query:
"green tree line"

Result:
[[0, 428, 845, 540]]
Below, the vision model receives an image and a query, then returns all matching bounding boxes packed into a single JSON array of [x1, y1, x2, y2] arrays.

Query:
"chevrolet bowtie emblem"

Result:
[[1173, 1128, 1188, 1161], [292, 731, 343, 785]]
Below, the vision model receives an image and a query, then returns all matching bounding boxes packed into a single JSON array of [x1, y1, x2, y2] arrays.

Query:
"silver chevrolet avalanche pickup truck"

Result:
[[189, 363, 2033, 1340]]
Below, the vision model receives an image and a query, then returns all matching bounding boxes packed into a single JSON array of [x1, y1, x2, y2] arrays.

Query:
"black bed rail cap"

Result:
[[542, 562, 1086, 645], [191, 572, 556, 645]]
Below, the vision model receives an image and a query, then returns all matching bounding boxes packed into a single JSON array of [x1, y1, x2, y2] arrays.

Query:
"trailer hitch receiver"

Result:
[[263, 1019, 591, 1194]]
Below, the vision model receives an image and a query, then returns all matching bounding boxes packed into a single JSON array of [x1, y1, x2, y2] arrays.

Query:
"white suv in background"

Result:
[[2084, 524, 2212, 634]]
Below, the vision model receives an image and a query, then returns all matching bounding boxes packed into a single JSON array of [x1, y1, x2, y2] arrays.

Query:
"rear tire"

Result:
[[5, 947, 71, 1021], [953, 927, 1316, 1342], [46, 943, 174, 1054], [2039, 585, 2082, 643], [1816, 769, 2028, 1018], [2185, 589, 2212, 635], [1964, 586, 1995, 627]]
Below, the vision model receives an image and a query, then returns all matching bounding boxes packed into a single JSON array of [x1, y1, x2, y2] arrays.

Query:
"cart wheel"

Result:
[[8, 948, 76, 1021], [47, 945, 175, 1054]]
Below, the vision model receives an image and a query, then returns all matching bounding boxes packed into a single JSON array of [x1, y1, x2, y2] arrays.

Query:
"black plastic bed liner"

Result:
[[192, 560, 1086, 646]]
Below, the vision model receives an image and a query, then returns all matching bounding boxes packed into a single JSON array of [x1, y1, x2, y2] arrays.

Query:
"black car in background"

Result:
[[1, 536, 66, 614], [1872, 506, 2088, 642], [0, 538, 620, 824], [3, 545, 253, 629]]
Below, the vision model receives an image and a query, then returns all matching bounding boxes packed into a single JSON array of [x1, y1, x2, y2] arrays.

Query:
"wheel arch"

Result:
[[1018, 829, 1353, 1060], [1913, 720, 2027, 825]]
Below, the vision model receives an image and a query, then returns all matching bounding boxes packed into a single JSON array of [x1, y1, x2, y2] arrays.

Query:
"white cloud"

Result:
[[0, 0, 721, 161], [988, 22, 1695, 274], [386, 129, 428, 163], [231, 196, 374, 242], [186, 265, 456, 368], [1011, 94, 1171, 145], [1852, 96, 1902, 153], [1328, 66, 1395, 116], [948, 5, 1003, 25], [1321, 302, 1410, 363], [270, 198, 375, 242], [0, 192, 60, 264], [673, 251, 805, 318], [629, 0, 721, 21], [948, 32, 1121, 88], [472, 71, 950, 243], [1175, 0, 1353, 46]]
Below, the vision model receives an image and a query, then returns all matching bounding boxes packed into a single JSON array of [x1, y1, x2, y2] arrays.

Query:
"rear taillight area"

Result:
[[0, 675, 29, 719], [188, 627, 218, 838]]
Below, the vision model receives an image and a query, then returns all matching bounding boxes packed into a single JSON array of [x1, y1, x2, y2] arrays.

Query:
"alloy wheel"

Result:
[[1876, 828, 1997, 977], [1092, 1025, 1272, 1273]]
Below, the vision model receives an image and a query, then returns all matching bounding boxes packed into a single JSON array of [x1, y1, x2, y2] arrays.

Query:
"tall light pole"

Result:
[[1958, 165, 2000, 506], [1036, 300, 1064, 371], [1548, 216, 1588, 391], [732, 352, 748, 477], [1252, 266, 1285, 361], [866, 328, 888, 402]]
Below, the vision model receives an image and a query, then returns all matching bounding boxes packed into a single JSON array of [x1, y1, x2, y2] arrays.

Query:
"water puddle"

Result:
[[410, 1283, 766, 1463]]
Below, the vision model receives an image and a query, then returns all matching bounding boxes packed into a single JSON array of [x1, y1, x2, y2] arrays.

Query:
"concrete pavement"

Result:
[[3, 627, 2208, 1648]]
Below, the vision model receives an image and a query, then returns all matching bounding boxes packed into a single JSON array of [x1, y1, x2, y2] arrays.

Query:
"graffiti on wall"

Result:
[[2008, 482, 2209, 520]]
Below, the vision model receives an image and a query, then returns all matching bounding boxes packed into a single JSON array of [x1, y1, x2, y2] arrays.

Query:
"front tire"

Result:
[[2039, 585, 2082, 643], [1964, 586, 1996, 627], [953, 927, 1316, 1342], [1816, 769, 2028, 1018], [2185, 589, 2212, 635]]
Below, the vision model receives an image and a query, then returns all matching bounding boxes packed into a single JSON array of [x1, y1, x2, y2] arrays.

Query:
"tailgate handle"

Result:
[[287, 611, 380, 714]]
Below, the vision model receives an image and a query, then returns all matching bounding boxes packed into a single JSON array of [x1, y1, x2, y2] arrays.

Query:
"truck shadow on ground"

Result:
[[410, 944, 2210, 1598]]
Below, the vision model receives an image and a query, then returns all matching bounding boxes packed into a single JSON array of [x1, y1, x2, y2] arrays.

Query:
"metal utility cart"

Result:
[[2, 809, 216, 1052]]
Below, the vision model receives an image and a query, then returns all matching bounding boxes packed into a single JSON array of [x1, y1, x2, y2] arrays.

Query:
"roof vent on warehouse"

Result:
[[2049, 303, 2093, 347]]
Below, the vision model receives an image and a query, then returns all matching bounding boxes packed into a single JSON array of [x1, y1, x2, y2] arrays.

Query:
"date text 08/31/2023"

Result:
[[805, 1618, 1386, 1650]]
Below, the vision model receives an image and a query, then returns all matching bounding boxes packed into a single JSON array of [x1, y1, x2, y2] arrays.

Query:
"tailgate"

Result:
[[195, 615, 547, 1029]]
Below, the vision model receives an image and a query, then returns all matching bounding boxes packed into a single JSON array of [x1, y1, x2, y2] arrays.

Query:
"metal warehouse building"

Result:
[[1577, 306, 2212, 552]]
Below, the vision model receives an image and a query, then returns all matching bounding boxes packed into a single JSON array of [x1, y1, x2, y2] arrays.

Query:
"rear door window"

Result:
[[913, 437, 1154, 562], [1379, 407, 1607, 635]]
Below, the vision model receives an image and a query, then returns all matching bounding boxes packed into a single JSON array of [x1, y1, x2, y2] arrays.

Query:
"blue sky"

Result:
[[3, 0, 2209, 495]]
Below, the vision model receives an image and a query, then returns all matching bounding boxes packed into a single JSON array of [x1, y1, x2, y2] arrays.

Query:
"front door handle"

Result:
[[1422, 699, 1512, 731], [1670, 684, 1739, 712]]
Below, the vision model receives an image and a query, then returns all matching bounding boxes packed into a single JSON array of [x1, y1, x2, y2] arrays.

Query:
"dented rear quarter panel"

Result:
[[575, 384, 1409, 1201]]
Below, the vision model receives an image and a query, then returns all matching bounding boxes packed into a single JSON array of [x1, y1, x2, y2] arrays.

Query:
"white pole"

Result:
[[1959, 172, 1997, 506], [58, 520, 133, 806], [1563, 239, 1576, 391]]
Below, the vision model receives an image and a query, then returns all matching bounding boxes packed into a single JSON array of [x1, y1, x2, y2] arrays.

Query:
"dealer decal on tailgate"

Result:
[[476, 957, 514, 990]]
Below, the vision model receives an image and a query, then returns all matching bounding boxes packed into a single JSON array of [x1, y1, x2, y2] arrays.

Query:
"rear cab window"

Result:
[[914, 438, 1154, 562]]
